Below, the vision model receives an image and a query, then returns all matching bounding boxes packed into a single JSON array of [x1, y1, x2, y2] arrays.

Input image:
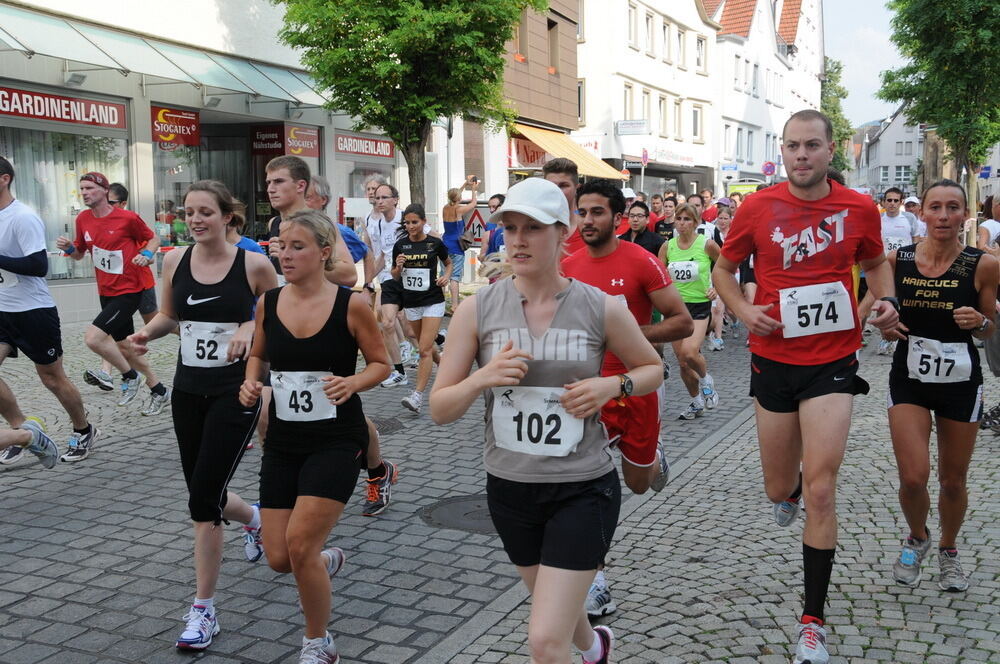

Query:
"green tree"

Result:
[[274, 0, 547, 205], [821, 57, 853, 173], [879, 0, 1000, 205]]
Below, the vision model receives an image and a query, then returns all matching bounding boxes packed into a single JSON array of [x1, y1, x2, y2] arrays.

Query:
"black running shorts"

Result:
[[487, 469, 621, 571], [93, 292, 142, 341], [888, 372, 984, 423], [749, 352, 869, 413], [685, 301, 712, 321], [259, 434, 367, 508], [138, 286, 158, 316], [0, 307, 63, 365], [379, 278, 404, 308]]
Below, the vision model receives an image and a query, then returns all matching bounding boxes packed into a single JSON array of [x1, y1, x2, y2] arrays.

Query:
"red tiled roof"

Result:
[[718, 0, 756, 38], [702, 0, 724, 17], [778, 0, 802, 44]]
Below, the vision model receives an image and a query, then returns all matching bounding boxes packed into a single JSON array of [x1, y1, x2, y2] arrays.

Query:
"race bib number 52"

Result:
[[491, 386, 583, 457], [180, 321, 239, 368], [779, 281, 855, 339]]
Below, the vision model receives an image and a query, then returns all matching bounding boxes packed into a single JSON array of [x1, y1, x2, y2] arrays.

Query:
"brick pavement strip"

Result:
[[2, 317, 997, 663]]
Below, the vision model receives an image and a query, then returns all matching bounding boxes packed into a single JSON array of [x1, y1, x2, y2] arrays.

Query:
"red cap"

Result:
[[80, 172, 110, 189]]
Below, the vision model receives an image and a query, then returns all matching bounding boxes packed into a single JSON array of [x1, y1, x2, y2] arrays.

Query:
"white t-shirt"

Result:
[[881, 212, 913, 254], [0, 199, 55, 312], [376, 209, 402, 283], [980, 219, 1000, 246]]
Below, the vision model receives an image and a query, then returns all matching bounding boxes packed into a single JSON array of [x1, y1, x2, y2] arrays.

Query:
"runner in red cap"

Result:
[[712, 109, 899, 664], [56, 173, 169, 454]]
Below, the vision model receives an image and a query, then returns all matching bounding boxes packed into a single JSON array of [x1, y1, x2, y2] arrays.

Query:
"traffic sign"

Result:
[[721, 163, 738, 172], [641, 148, 649, 167], [621, 168, 631, 178], [979, 165, 992, 179], [762, 161, 777, 177], [623, 161, 643, 169]]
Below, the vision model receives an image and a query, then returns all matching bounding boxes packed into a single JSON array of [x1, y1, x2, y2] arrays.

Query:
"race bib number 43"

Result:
[[180, 321, 239, 368], [779, 281, 855, 339], [271, 371, 337, 422], [491, 386, 583, 457], [92, 246, 124, 274], [906, 335, 972, 383]]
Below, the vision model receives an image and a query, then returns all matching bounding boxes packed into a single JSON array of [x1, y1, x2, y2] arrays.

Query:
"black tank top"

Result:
[[172, 247, 255, 395], [263, 286, 365, 453], [892, 245, 983, 383]]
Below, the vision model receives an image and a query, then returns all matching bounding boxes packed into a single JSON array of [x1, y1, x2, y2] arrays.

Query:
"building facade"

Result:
[[0, 0, 400, 321], [851, 106, 922, 199]]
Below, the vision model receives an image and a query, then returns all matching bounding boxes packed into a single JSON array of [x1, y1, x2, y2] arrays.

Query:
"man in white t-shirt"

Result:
[[0, 156, 97, 467], [864, 187, 913, 355], [903, 196, 926, 242]]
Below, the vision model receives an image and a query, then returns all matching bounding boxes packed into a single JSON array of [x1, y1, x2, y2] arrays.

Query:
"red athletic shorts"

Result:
[[600, 392, 660, 466]]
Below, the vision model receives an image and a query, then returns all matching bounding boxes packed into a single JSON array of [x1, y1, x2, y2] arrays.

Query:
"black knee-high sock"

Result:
[[802, 543, 835, 623], [789, 472, 802, 501]]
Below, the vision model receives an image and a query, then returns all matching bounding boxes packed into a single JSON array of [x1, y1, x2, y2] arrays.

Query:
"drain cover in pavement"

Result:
[[369, 416, 405, 435], [420, 494, 496, 534]]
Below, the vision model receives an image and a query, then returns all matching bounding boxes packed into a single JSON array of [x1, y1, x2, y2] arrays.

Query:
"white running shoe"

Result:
[[584, 574, 616, 617], [140, 388, 171, 416], [21, 417, 59, 469], [401, 391, 423, 413], [175, 605, 219, 650], [774, 495, 804, 527], [322, 547, 346, 579], [678, 399, 705, 420], [299, 633, 339, 664], [243, 503, 264, 562], [380, 371, 407, 388], [118, 375, 144, 406], [792, 621, 829, 664]]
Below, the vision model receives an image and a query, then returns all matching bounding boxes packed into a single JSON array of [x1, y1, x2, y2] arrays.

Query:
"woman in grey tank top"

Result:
[[429, 178, 662, 664]]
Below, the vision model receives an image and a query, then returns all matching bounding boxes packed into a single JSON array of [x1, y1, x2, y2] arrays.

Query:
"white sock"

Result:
[[581, 630, 602, 661], [700, 374, 714, 389], [593, 570, 606, 586], [194, 597, 214, 612], [246, 505, 261, 530], [693, 394, 705, 407]]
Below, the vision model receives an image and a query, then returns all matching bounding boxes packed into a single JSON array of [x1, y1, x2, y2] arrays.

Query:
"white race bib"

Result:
[[180, 321, 239, 368], [906, 335, 972, 383], [884, 236, 908, 253], [92, 245, 124, 274], [779, 281, 855, 339], [0, 269, 19, 289], [402, 267, 430, 291], [669, 260, 699, 283], [491, 386, 584, 457], [271, 371, 337, 421]]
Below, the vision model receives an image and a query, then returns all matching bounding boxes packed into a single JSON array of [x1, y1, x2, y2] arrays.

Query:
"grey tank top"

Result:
[[476, 277, 614, 483]]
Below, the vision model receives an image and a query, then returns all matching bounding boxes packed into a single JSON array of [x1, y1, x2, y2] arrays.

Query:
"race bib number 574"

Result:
[[779, 281, 855, 339]]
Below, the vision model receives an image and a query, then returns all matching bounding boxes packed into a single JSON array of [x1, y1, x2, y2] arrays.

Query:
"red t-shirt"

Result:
[[649, 211, 665, 226], [564, 226, 586, 255], [701, 206, 719, 222], [562, 239, 672, 374], [720, 180, 883, 365], [73, 208, 155, 296]]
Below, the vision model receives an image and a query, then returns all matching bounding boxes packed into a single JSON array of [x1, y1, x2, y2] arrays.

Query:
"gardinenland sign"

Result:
[[335, 131, 395, 161], [0, 85, 126, 129], [151, 105, 200, 150]]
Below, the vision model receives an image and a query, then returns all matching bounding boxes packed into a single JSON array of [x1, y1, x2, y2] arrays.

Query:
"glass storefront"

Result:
[[0, 126, 129, 280], [152, 143, 199, 247]]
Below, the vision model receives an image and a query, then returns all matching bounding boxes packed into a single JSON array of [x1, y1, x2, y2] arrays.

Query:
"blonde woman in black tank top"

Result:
[[430, 178, 663, 664], [239, 210, 389, 663], [127, 180, 277, 651]]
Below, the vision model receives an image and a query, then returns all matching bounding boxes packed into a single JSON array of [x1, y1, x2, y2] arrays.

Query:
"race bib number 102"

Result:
[[491, 386, 583, 457]]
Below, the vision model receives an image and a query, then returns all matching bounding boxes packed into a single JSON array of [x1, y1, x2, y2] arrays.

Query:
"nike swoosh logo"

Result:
[[833, 376, 847, 381], [187, 295, 221, 306]]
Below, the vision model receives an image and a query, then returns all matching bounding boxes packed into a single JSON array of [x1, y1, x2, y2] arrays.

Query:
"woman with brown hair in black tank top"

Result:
[[239, 209, 389, 664]]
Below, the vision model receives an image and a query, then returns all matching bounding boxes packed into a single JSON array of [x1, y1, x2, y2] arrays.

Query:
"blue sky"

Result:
[[823, 0, 904, 126]]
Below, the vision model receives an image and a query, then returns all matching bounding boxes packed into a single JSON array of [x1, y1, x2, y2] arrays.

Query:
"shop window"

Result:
[[547, 19, 559, 73], [0, 126, 128, 280], [153, 143, 200, 247]]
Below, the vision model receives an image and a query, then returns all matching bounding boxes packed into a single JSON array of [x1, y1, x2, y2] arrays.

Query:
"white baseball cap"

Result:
[[904, 196, 920, 205], [621, 187, 637, 199], [488, 177, 570, 226]]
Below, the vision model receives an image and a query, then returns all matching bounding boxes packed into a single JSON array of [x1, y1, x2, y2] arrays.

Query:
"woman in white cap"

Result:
[[430, 177, 662, 664]]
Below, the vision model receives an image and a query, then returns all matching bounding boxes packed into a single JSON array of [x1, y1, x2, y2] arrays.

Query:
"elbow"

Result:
[[680, 319, 695, 338]]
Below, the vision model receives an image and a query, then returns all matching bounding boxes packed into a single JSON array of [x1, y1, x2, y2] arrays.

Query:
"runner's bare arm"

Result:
[[966, 253, 999, 339], [712, 255, 783, 336], [644, 284, 694, 343], [325, 237, 358, 287]]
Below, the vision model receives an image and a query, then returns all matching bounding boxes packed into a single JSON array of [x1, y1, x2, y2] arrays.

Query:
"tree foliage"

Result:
[[879, 0, 1000, 175], [273, 0, 547, 204], [821, 57, 853, 173]]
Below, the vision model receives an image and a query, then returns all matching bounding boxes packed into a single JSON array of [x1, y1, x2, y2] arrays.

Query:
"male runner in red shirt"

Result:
[[562, 178, 693, 617], [713, 110, 899, 664], [57, 173, 168, 455]]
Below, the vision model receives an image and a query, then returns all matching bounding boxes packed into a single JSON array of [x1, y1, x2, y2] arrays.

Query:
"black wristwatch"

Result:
[[618, 374, 634, 398], [977, 314, 991, 332], [879, 296, 900, 313]]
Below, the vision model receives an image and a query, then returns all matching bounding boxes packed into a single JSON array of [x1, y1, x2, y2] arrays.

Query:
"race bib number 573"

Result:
[[491, 386, 583, 457], [779, 281, 855, 339]]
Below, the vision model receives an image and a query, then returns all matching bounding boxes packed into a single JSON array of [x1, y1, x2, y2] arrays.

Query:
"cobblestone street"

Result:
[[0, 318, 996, 663]]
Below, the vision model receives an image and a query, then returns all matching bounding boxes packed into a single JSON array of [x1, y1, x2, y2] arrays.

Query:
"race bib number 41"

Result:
[[779, 281, 855, 339], [402, 267, 430, 291], [92, 246, 124, 274], [906, 335, 972, 383], [180, 321, 239, 368], [491, 386, 583, 457], [271, 371, 337, 422]]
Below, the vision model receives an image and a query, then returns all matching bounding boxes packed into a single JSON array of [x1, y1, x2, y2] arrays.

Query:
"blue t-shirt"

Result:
[[487, 227, 505, 255], [442, 220, 463, 254], [236, 236, 266, 254], [338, 224, 368, 263]]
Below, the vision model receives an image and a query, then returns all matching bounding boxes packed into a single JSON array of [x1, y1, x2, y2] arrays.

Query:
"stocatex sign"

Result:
[[151, 105, 200, 149]]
